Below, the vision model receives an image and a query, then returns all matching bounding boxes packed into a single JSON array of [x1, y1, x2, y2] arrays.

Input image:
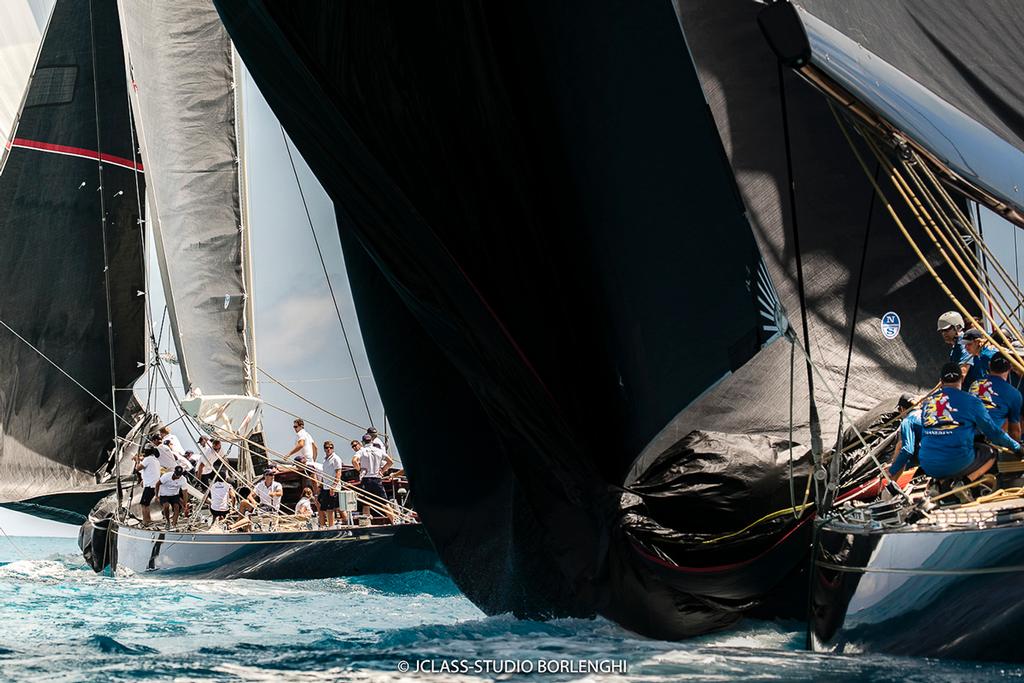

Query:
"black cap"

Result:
[[991, 353, 1011, 373], [173, 465, 184, 475], [963, 329, 985, 341], [940, 362, 963, 383], [362, 434, 373, 443], [143, 446, 158, 457], [366, 427, 379, 436], [897, 394, 914, 411]]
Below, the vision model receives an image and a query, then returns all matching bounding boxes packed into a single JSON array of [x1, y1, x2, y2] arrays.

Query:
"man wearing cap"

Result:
[[937, 311, 971, 378], [962, 328, 997, 388], [969, 353, 1023, 441], [918, 362, 1021, 483], [155, 465, 187, 529], [353, 434, 395, 523], [364, 426, 387, 453], [889, 395, 923, 478]]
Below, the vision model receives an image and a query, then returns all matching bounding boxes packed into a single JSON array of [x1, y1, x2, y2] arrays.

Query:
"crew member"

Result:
[[364, 426, 387, 453], [937, 311, 971, 378], [253, 469, 283, 513], [209, 479, 236, 524], [319, 441, 345, 527], [150, 434, 176, 469], [155, 465, 187, 529], [353, 434, 395, 523], [888, 394, 923, 478], [918, 363, 1021, 482], [962, 329, 997, 388], [287, 418, 317, 463], [195, 438, 222, 488], [296, 487, 314, 518], [134, 446, 161, 525], [159, 426, 186, 457], [970, 353, 1023, 441]]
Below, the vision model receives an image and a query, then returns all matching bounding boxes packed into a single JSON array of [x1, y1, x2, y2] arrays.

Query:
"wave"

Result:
[[84, 635, 156, 655]]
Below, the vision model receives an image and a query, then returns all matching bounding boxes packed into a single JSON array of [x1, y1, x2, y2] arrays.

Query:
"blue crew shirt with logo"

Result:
[[888, 408, 923, 476], [970, 373, 1023, 429], [918, 387, 1019, 478], [949, 335, 970, 366], [963, 346, 997, 388]]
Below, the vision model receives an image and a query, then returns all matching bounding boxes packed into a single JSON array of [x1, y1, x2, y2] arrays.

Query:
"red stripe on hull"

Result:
[[9, 138, 143, 172]]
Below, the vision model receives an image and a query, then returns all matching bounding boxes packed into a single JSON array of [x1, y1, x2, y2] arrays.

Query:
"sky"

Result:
[[0, 4, 387, 537]]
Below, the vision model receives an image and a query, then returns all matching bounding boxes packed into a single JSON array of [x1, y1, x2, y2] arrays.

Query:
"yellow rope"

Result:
[[700, 503, 814, 545]]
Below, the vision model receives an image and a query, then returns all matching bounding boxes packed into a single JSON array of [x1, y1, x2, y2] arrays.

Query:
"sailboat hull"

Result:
[[92, 521, 443, 580], [810, 521, 1024, 661]]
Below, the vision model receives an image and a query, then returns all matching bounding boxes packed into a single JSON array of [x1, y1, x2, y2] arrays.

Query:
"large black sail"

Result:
[[0, 0, 145, 522], [216, 0, 782, 634]]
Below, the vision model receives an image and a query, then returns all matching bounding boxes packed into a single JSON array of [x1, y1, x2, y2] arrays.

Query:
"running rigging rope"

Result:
[[279, 126, 375, 428]]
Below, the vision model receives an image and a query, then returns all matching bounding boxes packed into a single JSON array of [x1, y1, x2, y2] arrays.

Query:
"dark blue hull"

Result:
[[811, 520, 1024, 661], [98, 521, 443, 579]]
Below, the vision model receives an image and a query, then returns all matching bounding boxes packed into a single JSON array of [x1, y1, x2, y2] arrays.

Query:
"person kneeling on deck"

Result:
[[354, 434, 395, 523], [209, 479, 236, 525], [888, 394, 923, 479], [919, 363, 1022, 485], [318, 441, 348, 527], [135, 446, 162, 525], [156, 465, 187, 529], [254, 469, 283, 514], [969, 353, 1023, 442]]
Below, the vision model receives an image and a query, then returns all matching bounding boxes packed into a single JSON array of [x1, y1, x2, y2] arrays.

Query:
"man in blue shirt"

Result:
[[918, 363, 1021, 481], [969, 353, 1023, 441], [962, 328, 997, 388], [937, 311, 970, 376], [889, 394, 923, 477]]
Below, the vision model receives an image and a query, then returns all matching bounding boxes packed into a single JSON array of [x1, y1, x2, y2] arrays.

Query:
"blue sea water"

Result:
[[0, 536, 1020, 682]]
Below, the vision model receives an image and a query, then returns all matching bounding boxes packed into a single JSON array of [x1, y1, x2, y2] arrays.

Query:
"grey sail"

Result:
[[0, 0, 146, 523], [117, 0, 254, 398]]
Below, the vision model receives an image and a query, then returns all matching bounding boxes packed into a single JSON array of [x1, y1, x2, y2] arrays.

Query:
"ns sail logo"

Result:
[[880, 311, 901, 340]]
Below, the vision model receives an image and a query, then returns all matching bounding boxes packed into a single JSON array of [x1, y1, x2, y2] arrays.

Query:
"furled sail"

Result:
[[0, 0, 145, 522], [117, 0, 255, 399]]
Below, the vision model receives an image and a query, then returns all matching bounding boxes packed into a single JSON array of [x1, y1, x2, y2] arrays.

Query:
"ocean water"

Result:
[[0, 537, 1020, 682]]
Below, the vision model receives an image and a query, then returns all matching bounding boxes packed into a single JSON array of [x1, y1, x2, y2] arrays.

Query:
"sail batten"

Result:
[[117, 0, 254, 399]]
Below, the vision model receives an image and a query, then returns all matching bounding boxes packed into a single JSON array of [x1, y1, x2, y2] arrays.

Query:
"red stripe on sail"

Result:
[[9, 138, 144, 172]]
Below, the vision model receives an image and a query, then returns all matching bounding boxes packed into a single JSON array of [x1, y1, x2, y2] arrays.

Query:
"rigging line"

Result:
[[0, 315, 133, 430], [788, 340, 797, 519], [87, 0, 120, 449], [835, 159, 880, 451], [258, 365, 380, 435], [776, 61, 824, 494], [260, 396, 363, 443], [278, 126, 374, 427], [0, 525, 28, 561]]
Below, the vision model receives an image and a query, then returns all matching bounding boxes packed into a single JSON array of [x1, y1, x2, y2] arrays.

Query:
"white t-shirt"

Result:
[[158, 472, 185, 496], [309, 461, 325, 485], [139, 455, 161, 487], [371, 436, 386, 452], [295, 497, 313, 517], [358, 445, 387, 478], [295, 429, 315, 460], [198, 443, 218, 469], [173, 452, 193, 472], [322, 454, 343, 489], [210, 481, 234, 512], [163, 433, 185, 456], [155, 444, 177, 469], [209, 446, 229, 465], [254, 480, 283, 511]]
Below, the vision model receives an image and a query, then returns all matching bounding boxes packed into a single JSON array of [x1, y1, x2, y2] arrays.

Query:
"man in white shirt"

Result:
[[364, 427, 387, 453], [318, 441, 347, 527], [134, 446, 162, 524], [155, 466, 187, 529], [196, 437, 223, 487], [159, 426, 186, 456], [353, 434, 395, 523], [296, 487, 314, 519], [287, 418, 317, 463], [149, 434, 176, 469], [253, 469, 283, 513], [209, 479, 236, 523]]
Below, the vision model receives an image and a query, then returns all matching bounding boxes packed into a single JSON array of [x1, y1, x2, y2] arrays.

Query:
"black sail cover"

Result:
[[0, 0, 145, 522], [214, 0, 969, 637]]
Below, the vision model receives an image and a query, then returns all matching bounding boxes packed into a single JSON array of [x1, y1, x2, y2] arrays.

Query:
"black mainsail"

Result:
[[0, 0, 145, 522]]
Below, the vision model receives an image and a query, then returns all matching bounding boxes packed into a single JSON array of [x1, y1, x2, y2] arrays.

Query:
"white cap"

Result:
[[936, 311, 964, 331]]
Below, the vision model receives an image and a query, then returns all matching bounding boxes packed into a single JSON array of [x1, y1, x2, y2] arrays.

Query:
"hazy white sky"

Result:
[[0, 9, 387, 537]]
